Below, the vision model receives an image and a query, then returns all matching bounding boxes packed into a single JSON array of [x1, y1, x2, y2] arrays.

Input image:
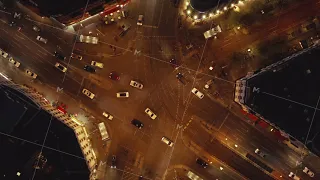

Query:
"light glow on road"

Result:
[[0, 72, 10, 80]]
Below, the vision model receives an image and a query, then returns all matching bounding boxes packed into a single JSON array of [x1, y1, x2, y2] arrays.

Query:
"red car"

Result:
[[109, 71, 120, 80]]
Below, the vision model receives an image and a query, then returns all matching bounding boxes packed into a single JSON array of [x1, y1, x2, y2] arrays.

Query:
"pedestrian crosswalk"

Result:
[[120, 152, 144, 180]]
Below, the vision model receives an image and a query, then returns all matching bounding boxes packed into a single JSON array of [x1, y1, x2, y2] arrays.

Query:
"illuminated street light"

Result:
[[224, 6, 227, 11], [209, 13, 213, 17], [16, 172, 21, 176], [237, 26, 241, 30], [193, 15, 198, 20], [247, 48, 251, 52], [209, 66, 213, 70], [231, 3, 235, 7], [270, 128, 274, 132], [225, 138, 228, 140], [186, 1, 189, 6], [202, 15, 206, 19], [234, 144, 238, 148], [187, 10, 191, 15], [220, 167, 224, 170]]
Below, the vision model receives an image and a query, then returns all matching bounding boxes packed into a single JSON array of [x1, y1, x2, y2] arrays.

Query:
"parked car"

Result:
[[109, 71, 120, 80], [8, 57, 20, 67], [25, 69, 37, 79], [196, 158, 208, 168], [170, 58, 179, 69], [130, 80, 143, 89], [55, 62, 67, 72], [289, 172, 300, 180], [161, 136, 174, 147], [36, 36, 48, 44], [131, 119, 144, 129], [91, 61, 104, 68], [116, 91, 129, 98], [191, 88, 204, 99], [145, 108, 157, 120], [54, 51, 66, 60], [303, 167, 314, 177], [82, 88, 95, 99], [84, 65, 96, 73], [103, 112, 114, 120], [0, 49, 8, 58], [137, 15, 144, 25]]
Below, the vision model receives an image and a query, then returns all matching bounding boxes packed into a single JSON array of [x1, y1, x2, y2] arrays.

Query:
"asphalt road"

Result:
[[1, 0, 320, 180]]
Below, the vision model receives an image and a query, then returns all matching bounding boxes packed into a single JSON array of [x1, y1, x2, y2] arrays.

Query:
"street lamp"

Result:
[[202, 15, 206, 19], [209, 13, 213, 17], [193, 15, 198, 20], [247, 48, 251, 52], [224, 6, 227, 11], [219, 167, 224, 170], [234, 144, 238, 148], [186, 2, 189, 6], [187, 10, 191, 15], [216, 10, 220, 14]]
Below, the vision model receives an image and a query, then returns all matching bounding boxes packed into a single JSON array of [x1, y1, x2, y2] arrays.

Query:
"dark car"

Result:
[[111, 155, 116, 168], [54, 51, 66, 60], [131, 119, 144, 129], [196, 158, 208, 168], [170, 58, 179, 69], [9, 21, 16, 26], [109, 71, 120, 80], [176, 73, 185, 85], [84, 65, 96, 73]]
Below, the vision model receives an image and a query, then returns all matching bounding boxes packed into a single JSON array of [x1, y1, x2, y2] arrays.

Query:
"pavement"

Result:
[[0, 0, 320, 180]]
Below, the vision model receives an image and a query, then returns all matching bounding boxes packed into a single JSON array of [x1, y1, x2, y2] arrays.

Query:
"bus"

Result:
[[186, 171, 203, 180], [98, 122, 110, 141]]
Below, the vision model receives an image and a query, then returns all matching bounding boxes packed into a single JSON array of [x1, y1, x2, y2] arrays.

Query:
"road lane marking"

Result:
[[18, 32, 54, 56], [15, 33, 25, 40]]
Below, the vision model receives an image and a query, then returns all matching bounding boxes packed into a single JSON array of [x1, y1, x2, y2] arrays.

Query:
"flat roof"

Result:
[[190, 0, 230, 12], [245, 46, 320, 155], [0, 86, 89, 179], [21, 0, 105, 16]]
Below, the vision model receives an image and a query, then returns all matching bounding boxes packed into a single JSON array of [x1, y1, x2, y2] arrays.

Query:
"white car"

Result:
[[8, 57, 20, 67], [161, 136, 174, 147], [36, 36, 48, 44], [137, 15, 144, 25], [0, 49, 8, 58], [289, 172, 300, 180], [25, 69, 37, 79], [91, 61, 104, 68], [303, 167, 314, 177], [71, 53, 83, 60], [130, 80, 143, 89], [145, 108, 157, 120], [82, 88, 95, 99], [203, 25, 222, 39], [55, 62, 67, 72], [191, 88, 204, 99], [116, 92, 129, 98], [102, 112, 114, 120]]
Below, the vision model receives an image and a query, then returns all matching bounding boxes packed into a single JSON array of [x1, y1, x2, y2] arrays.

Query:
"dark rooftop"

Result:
[[245, 47, 320, 156], [20, 0, 112, 16], [190, 0, 231, 12], [0, 85, 89, 180]]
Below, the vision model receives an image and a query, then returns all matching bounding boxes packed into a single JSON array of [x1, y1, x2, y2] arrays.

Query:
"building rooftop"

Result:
[[0, 85, 89, 180], [244, 46, 320, 155], [190, 0, 230, 12]]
